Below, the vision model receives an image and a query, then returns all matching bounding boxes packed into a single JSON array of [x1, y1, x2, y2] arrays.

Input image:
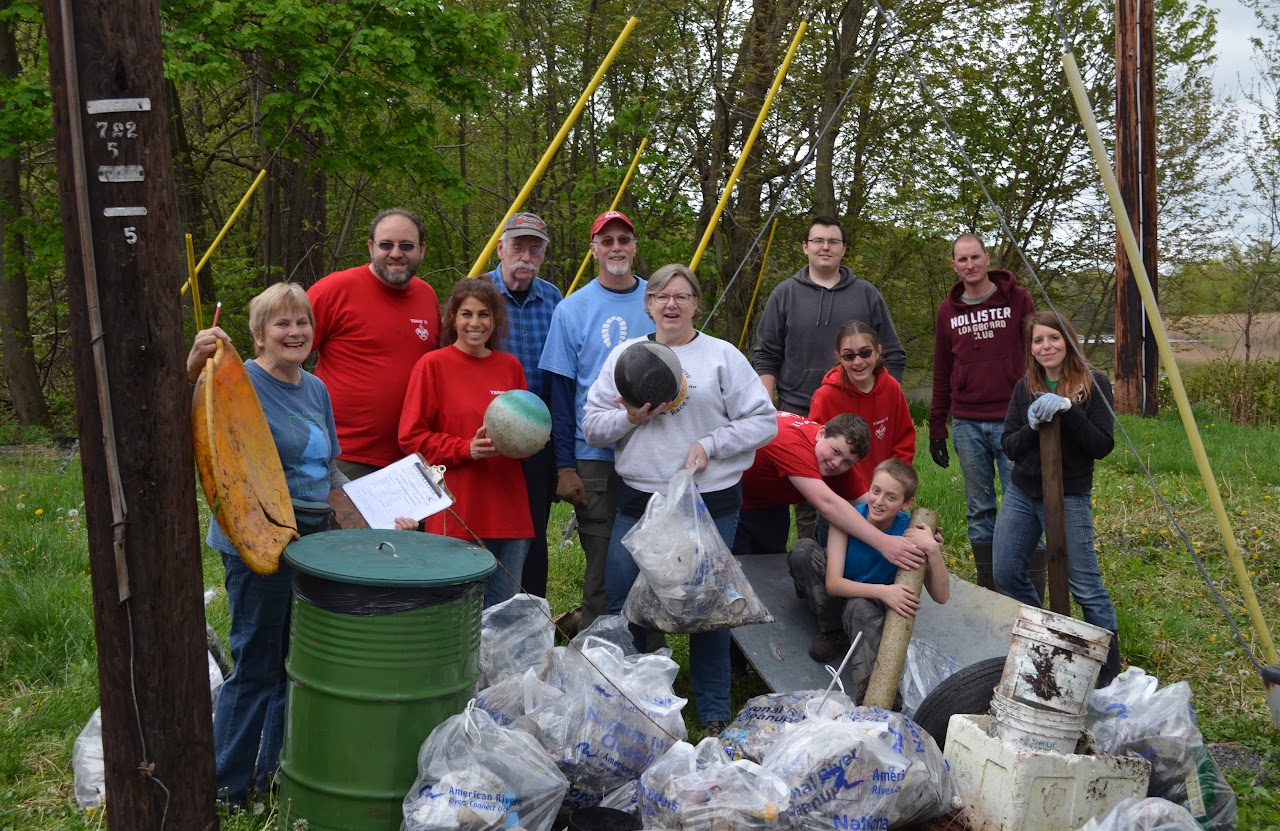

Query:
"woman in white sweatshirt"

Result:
[[583, 263, 777, 735]]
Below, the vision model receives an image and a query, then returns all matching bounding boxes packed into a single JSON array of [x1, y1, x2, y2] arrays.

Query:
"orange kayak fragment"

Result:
[[192, 339, 298, 574]]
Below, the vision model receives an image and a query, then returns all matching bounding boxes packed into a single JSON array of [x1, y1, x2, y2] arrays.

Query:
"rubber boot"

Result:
[[971, 542, 996, 590], [1097, 632, 1123, 688], [1029, 548, 1048, 603]]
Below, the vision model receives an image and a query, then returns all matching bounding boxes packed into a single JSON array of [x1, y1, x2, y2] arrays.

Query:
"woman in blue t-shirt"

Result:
[[186, 282, 343, 807]]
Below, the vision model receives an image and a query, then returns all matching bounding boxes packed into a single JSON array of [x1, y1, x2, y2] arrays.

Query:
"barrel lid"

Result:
[[284, 529, 495, 587]]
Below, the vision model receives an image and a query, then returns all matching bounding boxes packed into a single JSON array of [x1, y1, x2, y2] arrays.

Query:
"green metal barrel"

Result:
[[277, 530, 494, 830]]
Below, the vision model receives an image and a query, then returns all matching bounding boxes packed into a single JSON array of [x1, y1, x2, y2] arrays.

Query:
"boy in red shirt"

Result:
[[736, 412, 925, 570]]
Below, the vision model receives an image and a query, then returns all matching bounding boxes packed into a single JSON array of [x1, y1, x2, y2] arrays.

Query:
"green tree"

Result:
[[161, 0, 515, 287], [0, 0, 51, 428]]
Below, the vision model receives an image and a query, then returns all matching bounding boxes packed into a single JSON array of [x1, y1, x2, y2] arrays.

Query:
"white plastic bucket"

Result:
[[988, 691, 1085, 755], [997, 607, 1111, 717]]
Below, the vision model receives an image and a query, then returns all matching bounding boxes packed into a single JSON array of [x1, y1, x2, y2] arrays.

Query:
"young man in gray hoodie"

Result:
[[752, 216, 907, 538]]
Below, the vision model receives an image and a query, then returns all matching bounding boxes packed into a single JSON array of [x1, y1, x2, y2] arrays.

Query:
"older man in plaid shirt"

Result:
[[487, 212, 563, 596]]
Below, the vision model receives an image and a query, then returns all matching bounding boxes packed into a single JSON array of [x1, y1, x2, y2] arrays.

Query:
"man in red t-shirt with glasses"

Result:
[[308, 208, 442, 480]]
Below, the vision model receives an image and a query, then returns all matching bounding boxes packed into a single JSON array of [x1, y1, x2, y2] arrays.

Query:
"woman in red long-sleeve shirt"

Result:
[[399, 278, 533, 607]]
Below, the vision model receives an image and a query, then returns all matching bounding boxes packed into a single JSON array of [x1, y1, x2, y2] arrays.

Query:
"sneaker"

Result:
[[808, 630, 852, 663], [701, 720, 727, 738]]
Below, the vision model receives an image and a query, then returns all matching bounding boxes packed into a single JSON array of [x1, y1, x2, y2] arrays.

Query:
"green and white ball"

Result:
[[484, 390, 552, 459]]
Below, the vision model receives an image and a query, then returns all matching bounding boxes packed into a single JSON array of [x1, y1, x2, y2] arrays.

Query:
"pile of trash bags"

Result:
[[402, 595, 959, 830]]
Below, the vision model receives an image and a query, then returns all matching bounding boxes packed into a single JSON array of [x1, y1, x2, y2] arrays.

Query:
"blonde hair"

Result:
[[874, 458, 919, 502], [248, 283, 313, 357]]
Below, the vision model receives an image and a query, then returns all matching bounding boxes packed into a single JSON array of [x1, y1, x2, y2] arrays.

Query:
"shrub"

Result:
[[1158, 358, 1280, 428]]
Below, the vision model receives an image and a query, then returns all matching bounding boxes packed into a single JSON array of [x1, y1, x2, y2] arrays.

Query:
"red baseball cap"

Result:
[[590, 210, 635, 237]]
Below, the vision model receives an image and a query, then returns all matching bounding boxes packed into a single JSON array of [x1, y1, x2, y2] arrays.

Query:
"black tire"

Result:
[[911, 655, 1007, 749]]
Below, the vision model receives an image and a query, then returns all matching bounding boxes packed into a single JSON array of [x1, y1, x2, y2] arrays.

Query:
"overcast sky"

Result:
[[1206, 0, 1269, 235], [1211, 0, 1262, 100]]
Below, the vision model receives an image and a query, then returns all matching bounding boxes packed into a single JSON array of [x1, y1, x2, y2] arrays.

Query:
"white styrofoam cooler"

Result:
[[944, 714, 1151, 831]]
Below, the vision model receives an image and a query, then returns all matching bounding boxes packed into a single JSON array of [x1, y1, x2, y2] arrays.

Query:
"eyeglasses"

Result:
[[506, 242, 546, 257], [374, 241, 418, 252], [806, 237, 845, 248], [839, 347, 876, 362], [651, 292, 695, 306], [593, 235, 634, 248]]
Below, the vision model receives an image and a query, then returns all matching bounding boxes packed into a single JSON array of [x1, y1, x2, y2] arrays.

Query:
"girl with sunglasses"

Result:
[[809, 321, 916, 499]]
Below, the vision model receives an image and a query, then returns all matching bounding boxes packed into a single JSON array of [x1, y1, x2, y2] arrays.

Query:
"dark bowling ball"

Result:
[[614, 340, 683, 409]]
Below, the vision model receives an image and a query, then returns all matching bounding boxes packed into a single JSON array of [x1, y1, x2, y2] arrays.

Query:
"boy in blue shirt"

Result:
[[787, 458, 950, 702]]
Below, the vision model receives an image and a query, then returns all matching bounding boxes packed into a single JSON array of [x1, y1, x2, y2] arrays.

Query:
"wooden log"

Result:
[[863, 506, 939, 710], [1040, 418, 1071, 615]]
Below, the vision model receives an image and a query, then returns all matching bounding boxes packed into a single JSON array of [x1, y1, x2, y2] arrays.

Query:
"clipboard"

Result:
[[332, 453, 453, 530]]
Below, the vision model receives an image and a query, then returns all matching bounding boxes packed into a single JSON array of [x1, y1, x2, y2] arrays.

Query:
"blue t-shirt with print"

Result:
[[538, 278, 653, 463]]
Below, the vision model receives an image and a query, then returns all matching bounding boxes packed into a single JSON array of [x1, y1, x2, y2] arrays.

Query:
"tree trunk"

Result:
[[0, 2, 51, 428]]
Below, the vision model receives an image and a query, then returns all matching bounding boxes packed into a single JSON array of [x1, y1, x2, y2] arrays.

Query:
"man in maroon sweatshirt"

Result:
[[929, 233, 1036, 590]]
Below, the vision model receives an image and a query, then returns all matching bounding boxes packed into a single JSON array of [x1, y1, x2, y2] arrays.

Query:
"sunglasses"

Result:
[[374, 241, 418, 252], [839, 347, 876, 362]]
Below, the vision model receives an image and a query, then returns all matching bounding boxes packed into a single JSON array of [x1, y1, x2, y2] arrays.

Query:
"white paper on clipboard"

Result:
[[341, 453, 452, 530]]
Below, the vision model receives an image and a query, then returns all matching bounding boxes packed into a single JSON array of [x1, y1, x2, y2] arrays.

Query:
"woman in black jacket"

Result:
[[993, 311, 1121, 683]]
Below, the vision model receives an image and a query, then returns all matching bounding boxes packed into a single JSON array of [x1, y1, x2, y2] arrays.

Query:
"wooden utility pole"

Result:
[[44, 0, 217, 826], [1114, 0, 1159, 415]]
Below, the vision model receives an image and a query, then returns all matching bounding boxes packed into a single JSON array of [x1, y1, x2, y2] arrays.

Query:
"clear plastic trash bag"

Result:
[[479, 593, 554, 689], [761, 705, 957, 829], [401, 702, 568, 831], [1077, 796, 1204, 831], [638, 737, 790, 829], [1086, 667, 1236, 831], [621, 468, 772, 633], [517, 636, 687, 812]]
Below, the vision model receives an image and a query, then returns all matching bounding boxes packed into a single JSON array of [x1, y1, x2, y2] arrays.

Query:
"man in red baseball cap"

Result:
[[538, 210, 654, 628]]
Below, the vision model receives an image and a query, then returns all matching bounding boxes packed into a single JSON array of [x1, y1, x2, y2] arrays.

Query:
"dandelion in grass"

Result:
[[35, 508, 43, 516], [15, 502, 23, 510], [68, 508, 79, 519]]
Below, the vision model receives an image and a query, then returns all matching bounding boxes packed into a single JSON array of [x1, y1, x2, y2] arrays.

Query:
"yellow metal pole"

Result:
[[689, 21, 807, 272], [182, 168, 269, 295], [565, 138, 648, 297], [467, 17, 640, 278], [737, 217, 779, 349], [1063, 51, 1277, 664], [186, 234, 202, 330]]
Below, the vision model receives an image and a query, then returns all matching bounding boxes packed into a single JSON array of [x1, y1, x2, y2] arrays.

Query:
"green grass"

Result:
[[3, 406, 1280, 828]]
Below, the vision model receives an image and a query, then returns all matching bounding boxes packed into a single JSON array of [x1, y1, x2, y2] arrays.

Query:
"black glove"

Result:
[[930, 438, 950, 469]]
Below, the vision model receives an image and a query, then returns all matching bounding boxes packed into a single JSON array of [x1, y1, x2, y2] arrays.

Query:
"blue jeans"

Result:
[[992, 481, 1118, 633], [951, 418, 1013, 546], [213, 550, 293, 805], [605, 510, 740, 723], [482, 537, 531, 608]]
